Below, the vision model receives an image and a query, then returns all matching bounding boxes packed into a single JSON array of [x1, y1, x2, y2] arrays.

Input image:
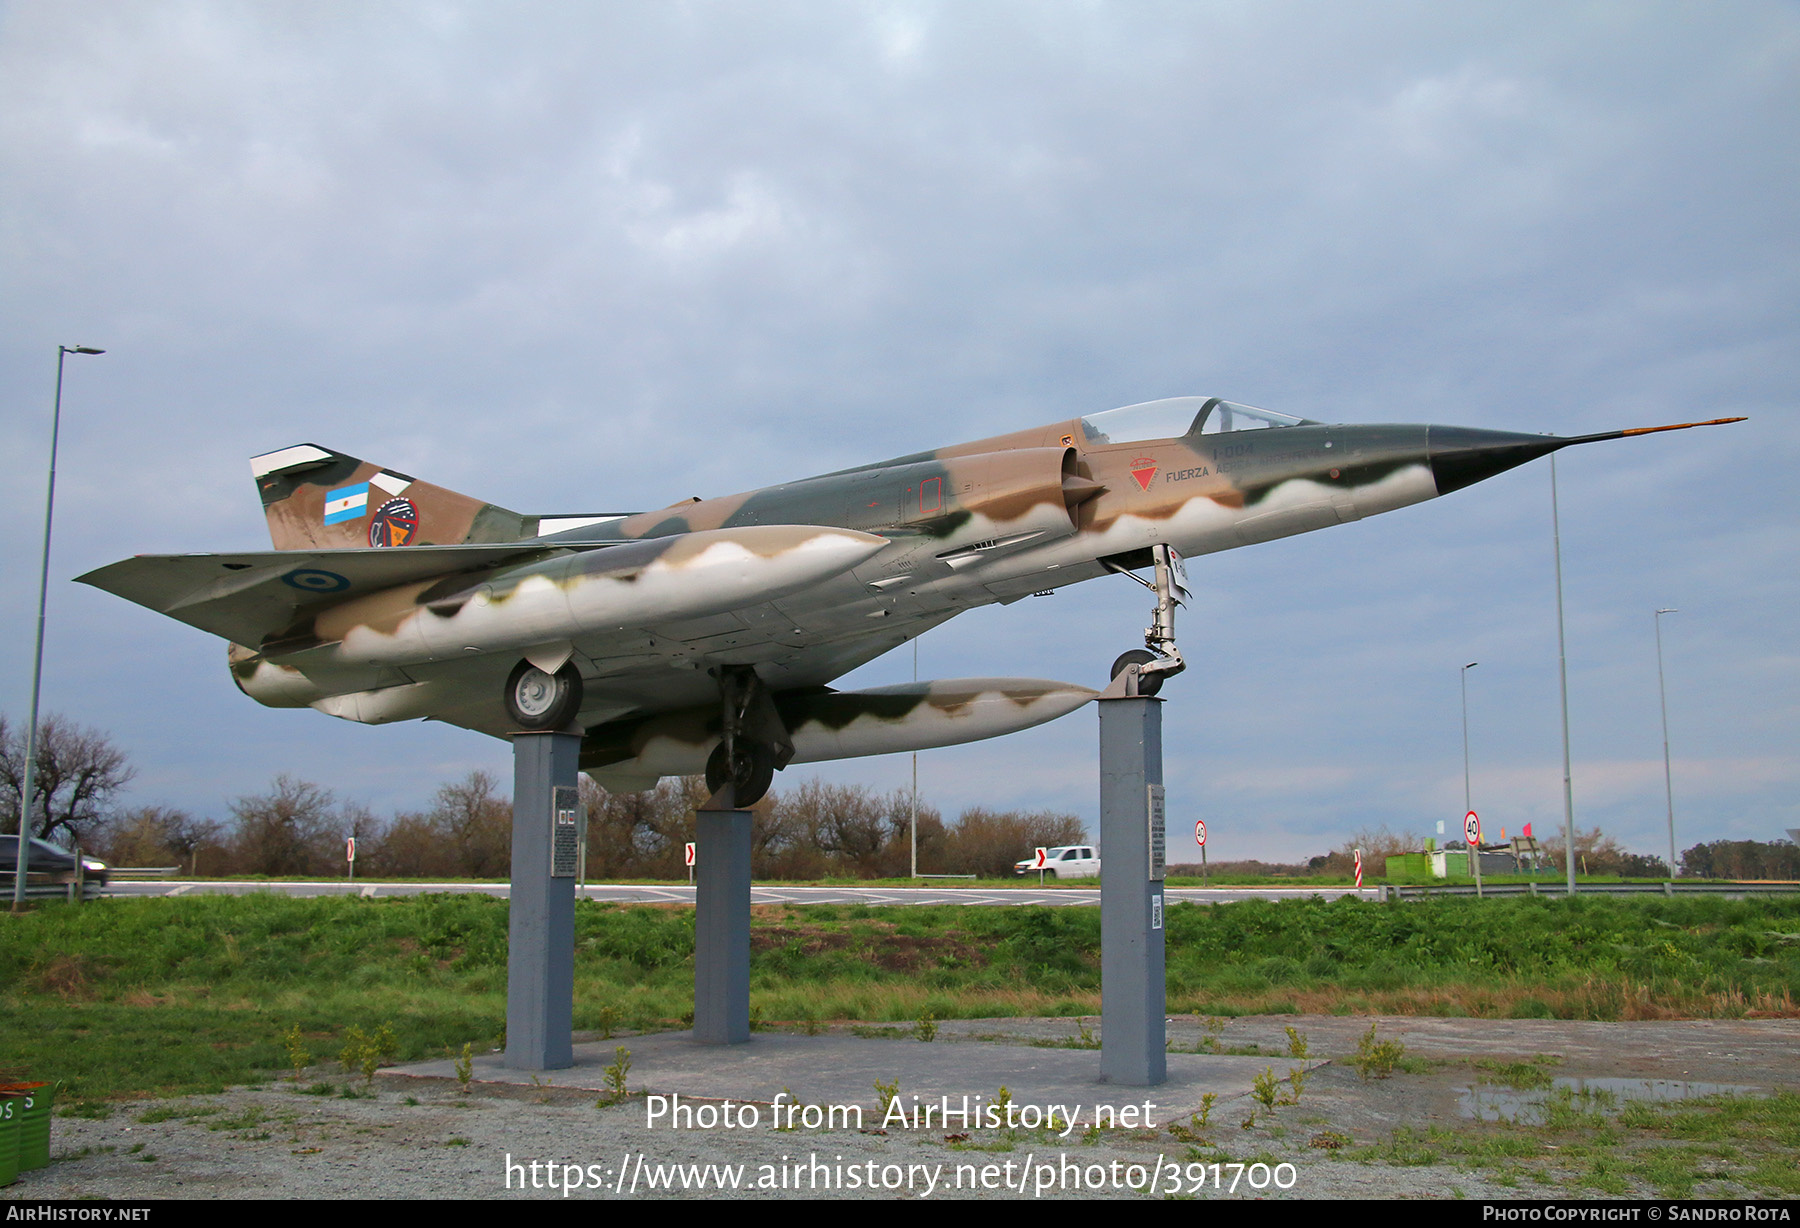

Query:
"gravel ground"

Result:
[[9, 1015, 1798, 1201]]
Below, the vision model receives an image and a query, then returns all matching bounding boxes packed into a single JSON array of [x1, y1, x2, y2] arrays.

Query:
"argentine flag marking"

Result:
[[323, 483, 370, 525]]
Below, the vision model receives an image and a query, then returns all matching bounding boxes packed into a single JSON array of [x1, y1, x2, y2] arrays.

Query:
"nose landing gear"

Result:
[[1105, 544, 1188, 697]]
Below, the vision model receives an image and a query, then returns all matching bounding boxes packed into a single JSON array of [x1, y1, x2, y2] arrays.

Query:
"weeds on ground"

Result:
[[453, 1043, 473, 1093], [1167, 1097, 1219, 1145], [338, 1022, 399, 1086], [1475, 1056, 1560, 1090], [598, 1047, 632, 1105], [1285, 1026, 1309, 1060], [135, 1104, 219, 1124], [1283, 1065, 1309, 1105], [283, 1024, 310, 1083], [913, 1012, 938, 1042], [59, 1101, 113, 1120], [1352, 1023, 1405, 1080], [1342, 1090, 1800, 1199], [1252, 1067, 1281, 1111], [874, 1077, 900, 1119]]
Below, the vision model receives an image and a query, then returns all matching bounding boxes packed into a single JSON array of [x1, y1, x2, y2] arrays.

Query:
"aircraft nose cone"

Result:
[[1427, 425, 1564, 496]]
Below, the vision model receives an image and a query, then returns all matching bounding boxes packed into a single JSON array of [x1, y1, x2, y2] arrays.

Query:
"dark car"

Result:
[[0, 835, 110, 887]]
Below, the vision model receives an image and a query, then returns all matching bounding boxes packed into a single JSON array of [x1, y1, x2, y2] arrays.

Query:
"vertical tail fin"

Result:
[[248, 444, 534, 550]]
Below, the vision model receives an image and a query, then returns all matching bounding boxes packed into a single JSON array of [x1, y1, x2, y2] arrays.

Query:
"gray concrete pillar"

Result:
[[1099, 694, 1167, 1086], [694, 800, 752, 1045], [505, 731, 580, 1070]]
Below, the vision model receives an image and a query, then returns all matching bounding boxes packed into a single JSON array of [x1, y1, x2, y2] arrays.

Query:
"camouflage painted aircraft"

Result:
[[80, 397, 1741, 803]]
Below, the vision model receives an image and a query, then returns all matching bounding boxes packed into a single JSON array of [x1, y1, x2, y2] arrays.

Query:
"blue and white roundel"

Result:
[[280, 568, 351, 594]]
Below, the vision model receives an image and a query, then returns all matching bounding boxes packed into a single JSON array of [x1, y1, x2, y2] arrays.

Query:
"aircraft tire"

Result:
[[1110, 649, 1164, 697], [705, 740, 776, 807], [504, 660, 584, 731]]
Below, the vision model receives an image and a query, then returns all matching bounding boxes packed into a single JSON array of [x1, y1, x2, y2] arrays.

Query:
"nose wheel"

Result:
[[1110, 649, 1166, 697], [1103, 543, 1188, 696]]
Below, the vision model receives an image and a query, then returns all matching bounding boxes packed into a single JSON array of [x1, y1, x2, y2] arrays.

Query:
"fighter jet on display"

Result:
[[80, 397, 1742, 804]]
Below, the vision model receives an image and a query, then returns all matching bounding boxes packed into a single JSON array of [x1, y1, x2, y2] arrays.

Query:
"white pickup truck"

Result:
[[1013, 845, 1101, 879]]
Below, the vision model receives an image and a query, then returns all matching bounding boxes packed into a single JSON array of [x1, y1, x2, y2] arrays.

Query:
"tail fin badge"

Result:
[[368, 498, 419, 547]]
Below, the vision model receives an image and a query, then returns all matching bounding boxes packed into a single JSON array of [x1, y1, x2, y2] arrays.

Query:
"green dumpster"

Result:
[[7, 1085, 49, 1171], [0, 1091, 18, 1187]]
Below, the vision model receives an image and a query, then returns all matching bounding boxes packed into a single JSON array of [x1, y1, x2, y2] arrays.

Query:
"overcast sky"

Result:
[[2, 2, 1794, 863]]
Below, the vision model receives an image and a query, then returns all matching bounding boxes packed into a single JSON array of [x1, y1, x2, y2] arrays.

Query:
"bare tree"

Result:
[[228, 776, 342, 877], [1540, 825, 1668, 877], [584, 775, 706, 878], [1319, 825, 1423, 877], [942, 807, 1088, 878], [0, 714, 134, 846], [781, 780, 890, 875], [426, 771, 511, 877], [370, 810, 450, 878], [95, 804, 225, 871]]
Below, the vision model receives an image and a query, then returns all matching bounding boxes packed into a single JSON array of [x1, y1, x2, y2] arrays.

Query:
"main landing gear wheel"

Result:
[[1110, 649, 1164, 697], [504, 660, 584, 731], [706, 740, 776, 807]]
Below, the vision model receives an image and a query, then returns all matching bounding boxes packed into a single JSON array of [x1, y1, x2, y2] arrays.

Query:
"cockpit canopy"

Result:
[[1079, 396, 1316, 445]]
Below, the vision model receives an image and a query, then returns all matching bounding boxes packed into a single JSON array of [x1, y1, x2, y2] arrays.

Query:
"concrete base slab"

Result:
[[391, 1027, 1310, 1123]]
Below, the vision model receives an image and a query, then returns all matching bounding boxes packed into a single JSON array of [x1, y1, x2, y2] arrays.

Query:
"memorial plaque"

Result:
[[551, 784, 581, 879], [1147, 784, 1166, 882]]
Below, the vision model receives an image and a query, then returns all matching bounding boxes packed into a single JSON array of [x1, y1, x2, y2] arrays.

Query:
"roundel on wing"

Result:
[[280, 568, 351, 593], [368, 498, 420, 547]]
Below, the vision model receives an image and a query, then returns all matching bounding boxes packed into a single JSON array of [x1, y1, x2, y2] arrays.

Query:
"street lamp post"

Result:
[[1551, 453, 1578, 897], [910, 637, 918, 879], [12, 344, 104, 911], [1461, 660, 1481, 897], [1655, 608, 1678, 880], [1461, 661, 1479, 815]]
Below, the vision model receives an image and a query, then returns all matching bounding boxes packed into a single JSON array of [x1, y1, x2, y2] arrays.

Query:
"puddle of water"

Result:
[[1458, 1077, 1758, 1124]]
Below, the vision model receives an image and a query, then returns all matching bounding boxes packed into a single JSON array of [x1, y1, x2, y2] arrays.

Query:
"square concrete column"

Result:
[[694, 801, 753, 1044], [1099, 694, 1167, 1086], [506, 731, 580, 1070]]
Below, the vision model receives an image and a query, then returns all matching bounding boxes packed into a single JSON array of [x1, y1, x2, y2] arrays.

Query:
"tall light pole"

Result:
[[1655, 608, 1678, 880], [1551, 453, 1577, 897], [1460, 661, 1479, 815], [910, 637, 919, 879], [13, 344, 105, 911], [1462, 660, 1480, 897]]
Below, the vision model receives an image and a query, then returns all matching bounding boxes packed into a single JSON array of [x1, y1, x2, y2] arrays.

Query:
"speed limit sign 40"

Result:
[[1194, 820, 1206, 848], [1464, 811, 1481, 847]]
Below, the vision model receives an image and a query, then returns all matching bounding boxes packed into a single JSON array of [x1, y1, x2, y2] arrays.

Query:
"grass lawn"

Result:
[[3, 892, 1795, 1101]]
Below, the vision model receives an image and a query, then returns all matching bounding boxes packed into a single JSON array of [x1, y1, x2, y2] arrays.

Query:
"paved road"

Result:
[[104, 880, 1369, 906]]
